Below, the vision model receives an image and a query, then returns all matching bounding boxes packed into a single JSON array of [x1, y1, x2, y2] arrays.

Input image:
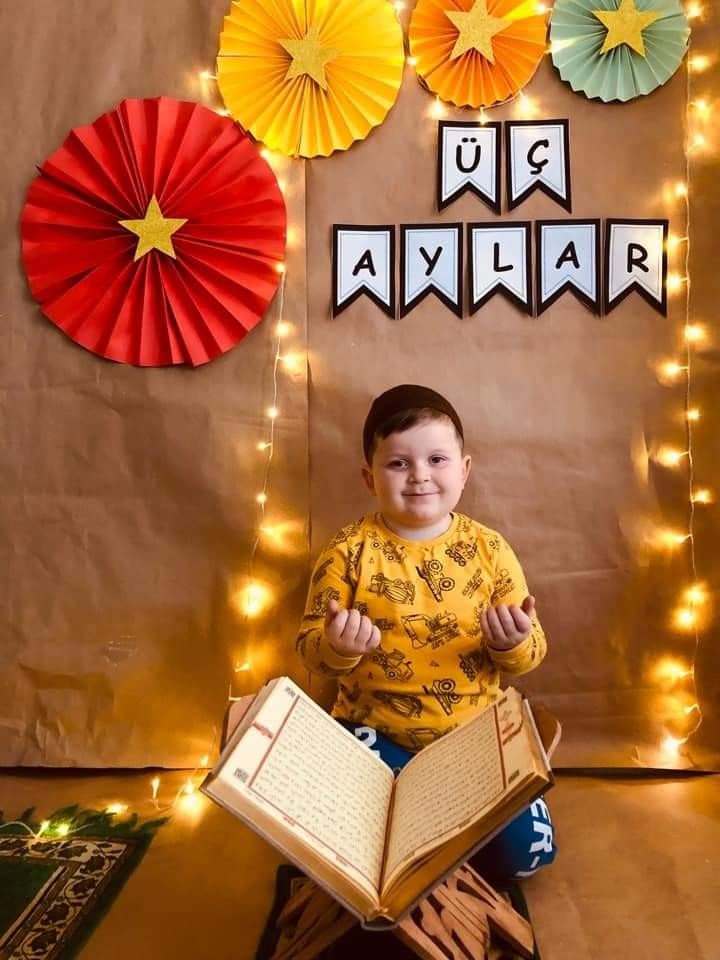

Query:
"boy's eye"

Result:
[[430, 456, 447, 464], [388, 460, 407, 468]]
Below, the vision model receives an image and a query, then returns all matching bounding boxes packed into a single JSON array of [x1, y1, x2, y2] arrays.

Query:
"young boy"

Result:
[[296, 384, 555, 882]]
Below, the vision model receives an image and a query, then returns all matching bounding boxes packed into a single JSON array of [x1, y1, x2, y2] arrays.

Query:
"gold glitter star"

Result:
[[593, 0, 662, 57], [279, 25, 341, 91], [118, 196, 187, 261], [445, 0, 512, 63]]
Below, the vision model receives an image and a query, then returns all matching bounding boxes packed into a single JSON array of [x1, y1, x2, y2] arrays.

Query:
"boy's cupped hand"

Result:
[[325, 599, 381, 658], [481, 596, 536, 651]]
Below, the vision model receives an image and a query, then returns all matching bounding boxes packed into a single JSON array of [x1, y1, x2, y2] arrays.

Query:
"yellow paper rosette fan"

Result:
[[409, 0, 549, 108], [217, 0, 404, 158]]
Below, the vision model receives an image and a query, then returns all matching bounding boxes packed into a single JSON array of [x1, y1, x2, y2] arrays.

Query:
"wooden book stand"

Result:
[[224, 697, 561, 960]]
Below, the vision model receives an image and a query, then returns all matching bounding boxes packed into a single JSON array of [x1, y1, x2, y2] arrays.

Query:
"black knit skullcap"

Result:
[[362, 384, 464, 461]]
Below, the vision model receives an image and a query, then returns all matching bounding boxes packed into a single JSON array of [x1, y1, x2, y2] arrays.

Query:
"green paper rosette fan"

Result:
[[550, 0, 690, 102]]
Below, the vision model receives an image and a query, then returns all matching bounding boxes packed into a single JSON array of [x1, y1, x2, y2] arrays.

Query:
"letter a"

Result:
[[352, 250, 376, 276]]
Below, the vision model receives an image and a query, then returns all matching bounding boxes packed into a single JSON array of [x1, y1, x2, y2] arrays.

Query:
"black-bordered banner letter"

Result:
[[437, 120, 501, 213], [332, 225, 395, 318], [536, 220, 601, 314], [400, 224, 463, 317], [605, 219, 668, 316], [506, 119, 571, 213], [468, 222, 532, 315]]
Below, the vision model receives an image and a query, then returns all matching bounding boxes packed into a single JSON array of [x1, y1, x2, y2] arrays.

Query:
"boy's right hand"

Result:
[[325, 599, 381, 657]]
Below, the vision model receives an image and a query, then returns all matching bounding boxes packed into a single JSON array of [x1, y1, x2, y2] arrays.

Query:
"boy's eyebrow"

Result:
[[383, 446, 456, 457]]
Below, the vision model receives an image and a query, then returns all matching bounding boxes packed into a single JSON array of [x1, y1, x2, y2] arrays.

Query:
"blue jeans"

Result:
[[338, 719, 557, 885]]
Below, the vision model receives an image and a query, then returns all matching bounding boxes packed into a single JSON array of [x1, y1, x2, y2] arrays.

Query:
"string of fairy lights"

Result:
[[652, 22, 711, 758], [3, 2, 711, 843]]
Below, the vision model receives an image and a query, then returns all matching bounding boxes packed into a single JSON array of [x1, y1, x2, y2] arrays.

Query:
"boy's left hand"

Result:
[[481, 596, 536, 651]]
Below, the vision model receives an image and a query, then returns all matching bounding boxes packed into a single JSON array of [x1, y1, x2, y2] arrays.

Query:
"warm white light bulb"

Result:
[[151, 776, 161, 800], [199, 70, 217, 81], [689, 55, 709, 73], [257, 441, 271, 451], [660, 361, 687, 379], [686, 408, 700, 421], [685, 585, 706, 606], [674, 181, 689, 197], [56, 823, 70, 837], [267, 407, 279, 419], [675, 607, 695, 629], [667, 273, 687, 292], [684, 324, 705, 342], [661, 734, 685, 756], [657, 447, 687, 467], [429, 97, 446, 119], [106, 803, 128, 815], [256, 492, 267, 505], [692, 488, 712, 504]]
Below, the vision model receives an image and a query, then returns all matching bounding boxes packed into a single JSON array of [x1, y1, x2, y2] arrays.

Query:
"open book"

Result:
[[201, 677, 553, 928]]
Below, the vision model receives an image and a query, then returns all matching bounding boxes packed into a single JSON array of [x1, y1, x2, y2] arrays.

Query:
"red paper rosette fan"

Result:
[[21, 97, 287, 366]]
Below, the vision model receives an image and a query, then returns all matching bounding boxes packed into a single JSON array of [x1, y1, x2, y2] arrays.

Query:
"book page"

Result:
[[382, 691, 523, 889], [215, 680, 394, 894]]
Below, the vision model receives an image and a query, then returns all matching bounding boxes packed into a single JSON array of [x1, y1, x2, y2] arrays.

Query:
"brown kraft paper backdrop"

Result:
[[1, 0, 309, 767], [304, 8, 720, 769], [1, 1, 718, 769]]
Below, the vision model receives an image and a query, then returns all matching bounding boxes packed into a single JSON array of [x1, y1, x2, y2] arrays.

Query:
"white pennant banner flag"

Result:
[[605, 220, 668, 316], [333, 225, 395, 317], [468, 222, 532, 314], [507, 120, 571, 212], [400, 224, 463, 316], [437, 120, 501, 213], [536, 220, 601, 314]]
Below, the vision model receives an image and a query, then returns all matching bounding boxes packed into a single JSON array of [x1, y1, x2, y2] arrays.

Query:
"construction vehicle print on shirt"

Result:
[[329, 520, 362, 547], [462, 570, 485, 599], [401, 611, 460, 650], [369, 532, 406, 563], [405, 726, 457, 751], [339, 680, 362, 703], [311, 557, 334, 585], [371, 646, 414, 682], [423, 677, 463, 715], [374, 618, 397, 632], [309, 587, 341, 618], [467, 602, 489, 638], [368, 572, 416, 604], [444, 540, 478, 567], [295, 628, 321, 656], [372, 690, 423, 718], [491, 568, 515, 602], [416, 558, 455, 601], [343, 543, 363, 585], [457, 648, 485, 681]]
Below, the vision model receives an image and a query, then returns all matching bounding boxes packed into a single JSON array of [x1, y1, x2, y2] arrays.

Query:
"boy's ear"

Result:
[[361, 463, 376, 494], [462, 453, 472, 485]]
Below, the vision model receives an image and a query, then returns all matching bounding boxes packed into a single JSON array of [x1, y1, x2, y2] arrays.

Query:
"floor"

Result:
[[0, 769, 718, 959]]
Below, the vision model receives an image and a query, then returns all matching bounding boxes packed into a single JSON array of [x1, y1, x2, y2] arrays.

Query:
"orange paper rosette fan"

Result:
[[21, 97, 286, 367], [409, 0, 549, 108], [216, 0, 404, 158]]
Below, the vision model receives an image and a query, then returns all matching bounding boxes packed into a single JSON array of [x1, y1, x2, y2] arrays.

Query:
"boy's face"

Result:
[[361, 419, 471, 532]]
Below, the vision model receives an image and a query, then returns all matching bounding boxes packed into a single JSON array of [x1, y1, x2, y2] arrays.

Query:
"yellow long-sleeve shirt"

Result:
[[296, 512, 547, 751]]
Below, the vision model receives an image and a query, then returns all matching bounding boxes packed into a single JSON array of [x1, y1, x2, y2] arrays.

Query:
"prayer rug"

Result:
[[0, 806, 167, 959], [255, 864, 541, 960]]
